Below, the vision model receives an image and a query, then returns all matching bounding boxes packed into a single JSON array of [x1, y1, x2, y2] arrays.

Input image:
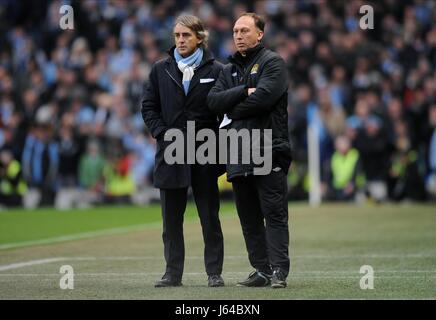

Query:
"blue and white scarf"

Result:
[[174, 47, 203, 95]]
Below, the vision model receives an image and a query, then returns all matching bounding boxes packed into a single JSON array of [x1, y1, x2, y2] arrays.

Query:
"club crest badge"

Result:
[[250, 64, 259, 74]]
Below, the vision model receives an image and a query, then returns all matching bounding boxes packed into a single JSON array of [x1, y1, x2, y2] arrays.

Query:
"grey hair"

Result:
[[174, 14, 209, 49]]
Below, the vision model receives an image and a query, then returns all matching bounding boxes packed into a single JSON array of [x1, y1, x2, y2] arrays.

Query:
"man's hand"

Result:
[[344, 183, 354, 195], [228, 88, 257, 119], [247, 88, 256, 95]]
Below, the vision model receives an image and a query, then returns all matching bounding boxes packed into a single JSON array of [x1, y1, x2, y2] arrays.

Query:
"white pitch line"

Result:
[[2, 253, 436, 271], [0, 258, 67, 272], [0, 224, 158, 250]]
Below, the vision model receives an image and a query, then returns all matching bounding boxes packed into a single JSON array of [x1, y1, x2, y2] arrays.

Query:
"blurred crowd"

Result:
[[0, 0, 435, 208]]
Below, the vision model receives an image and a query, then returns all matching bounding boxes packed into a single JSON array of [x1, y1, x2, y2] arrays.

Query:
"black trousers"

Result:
[[232, 170, 290, 276], [0, 194, 22, 207], [160, 164, 224, 278]]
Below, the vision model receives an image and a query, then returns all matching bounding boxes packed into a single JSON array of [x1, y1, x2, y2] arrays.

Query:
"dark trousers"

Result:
[[160, 164, 224, 278], [232, 170, 290, 276], [0, 194, 22, 207]]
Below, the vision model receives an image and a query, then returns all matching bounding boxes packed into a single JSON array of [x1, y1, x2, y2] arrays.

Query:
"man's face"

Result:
[[174, 24, 202, 57], [429, 106, 436, 126], [233, 16, 263, 55], [335, 137, 350, 155]]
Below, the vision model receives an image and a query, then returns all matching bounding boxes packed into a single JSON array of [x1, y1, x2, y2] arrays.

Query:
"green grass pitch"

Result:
[[0, 202, 435, 299]]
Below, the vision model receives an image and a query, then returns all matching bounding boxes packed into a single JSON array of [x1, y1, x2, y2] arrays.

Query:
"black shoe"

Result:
[[208, 274, 225, 287], [154, 274, 182, 288], [237, 270, 272, 287], [271, 268, 287, 288]]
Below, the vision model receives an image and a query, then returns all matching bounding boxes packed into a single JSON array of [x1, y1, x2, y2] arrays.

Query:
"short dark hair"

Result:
[[238, 12, 265, 32]]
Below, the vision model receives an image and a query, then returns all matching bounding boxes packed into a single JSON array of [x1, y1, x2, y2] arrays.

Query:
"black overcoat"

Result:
[[141, 48, 223, 188]]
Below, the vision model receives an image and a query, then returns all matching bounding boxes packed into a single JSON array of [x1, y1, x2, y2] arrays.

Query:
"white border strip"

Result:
[[0, 224, 158, 250], [0, 258, 66, 271], [2, 255, 436, 272]]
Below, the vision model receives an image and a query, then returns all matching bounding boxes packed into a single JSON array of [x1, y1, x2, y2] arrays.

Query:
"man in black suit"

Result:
[[141, 15, 224, 288]]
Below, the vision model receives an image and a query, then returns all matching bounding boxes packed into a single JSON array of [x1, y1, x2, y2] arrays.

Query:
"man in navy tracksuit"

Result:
[[208, 13, 292, 288]]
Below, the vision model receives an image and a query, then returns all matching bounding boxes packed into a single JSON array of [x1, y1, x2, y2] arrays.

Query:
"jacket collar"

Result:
[[166, 46, 214, 68], [229, 43, 265, 67], [164, 46, 216, 96]]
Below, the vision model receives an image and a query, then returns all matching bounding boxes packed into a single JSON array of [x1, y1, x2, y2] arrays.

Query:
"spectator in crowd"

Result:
[[102, 139, 135, 204], [21, 122, 59, 207], [288, 83, 312, 162], [58, 126, 81, 188], [306, 86, 347, 179], [387, 120, 425, 201], [0, 149, 27, 207], [77, 140, 105, 207], [354, 116, 391, 202], [323, 135, 362, 201], [122, 130, 155, 189], [54, 123, 83, 209], [426, 104, 436, 198]]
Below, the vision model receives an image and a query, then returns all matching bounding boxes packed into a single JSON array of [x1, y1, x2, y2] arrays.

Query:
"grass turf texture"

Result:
[[0, 202, 435, 299]]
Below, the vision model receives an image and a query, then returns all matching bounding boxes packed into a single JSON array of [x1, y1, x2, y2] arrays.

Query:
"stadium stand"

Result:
[[0, 0, 435, 208]]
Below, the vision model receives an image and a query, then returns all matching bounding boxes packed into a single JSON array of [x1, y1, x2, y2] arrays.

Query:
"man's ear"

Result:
[[257, 31, 264, 42]]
